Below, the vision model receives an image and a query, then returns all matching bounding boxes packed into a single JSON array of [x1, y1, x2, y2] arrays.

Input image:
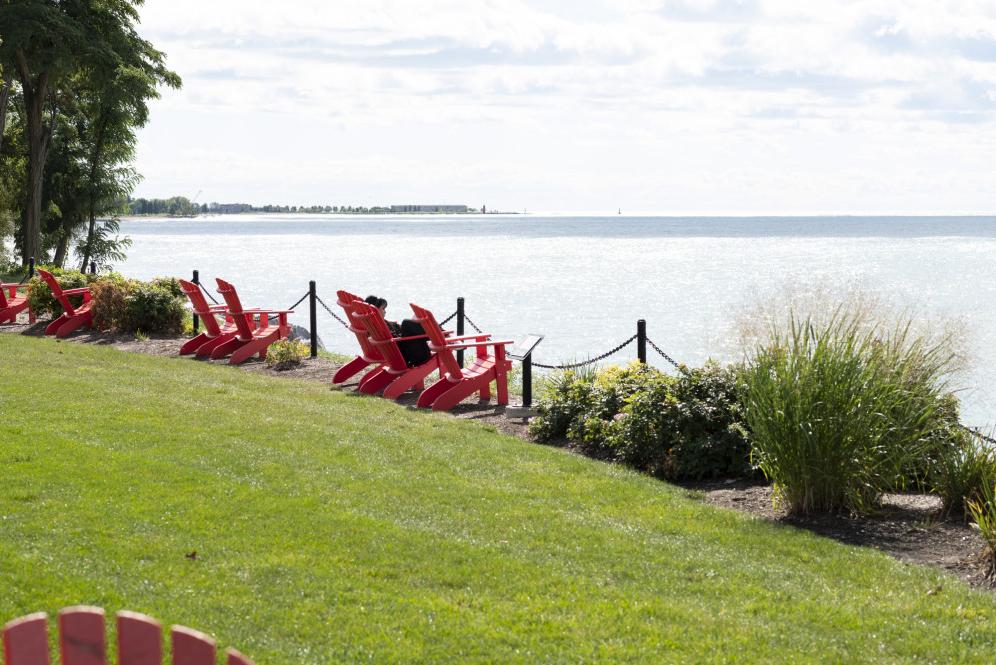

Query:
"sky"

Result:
[[132, 0, 996, 214]]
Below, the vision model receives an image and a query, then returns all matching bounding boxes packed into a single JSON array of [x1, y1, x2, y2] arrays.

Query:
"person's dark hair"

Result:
[[364, 295, 380, 306]]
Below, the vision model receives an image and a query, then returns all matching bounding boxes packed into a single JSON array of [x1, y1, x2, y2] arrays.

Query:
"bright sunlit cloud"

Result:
[[132, 0, 996, 213]]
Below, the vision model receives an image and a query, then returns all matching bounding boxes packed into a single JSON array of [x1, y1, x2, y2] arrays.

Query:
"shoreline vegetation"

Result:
[[123, 196, 520, 218]]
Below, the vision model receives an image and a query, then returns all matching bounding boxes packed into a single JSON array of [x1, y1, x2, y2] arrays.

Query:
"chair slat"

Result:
[[225, 648, 255, 665], [170, 627, 215, 665], [58, 607, 105, 665], [116, 612, 162, 665], [3, 613, 51, 665]]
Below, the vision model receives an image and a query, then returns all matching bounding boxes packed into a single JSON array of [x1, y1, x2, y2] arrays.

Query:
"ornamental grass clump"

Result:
[[741, 307, 962, 515]]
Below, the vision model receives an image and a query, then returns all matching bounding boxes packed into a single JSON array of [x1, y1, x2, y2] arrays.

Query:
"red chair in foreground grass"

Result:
[[177, 279, 244, 357], [351, 300, 442, 399], [2, 606, 253, 665], [210, 278, 292, 365], [331, 290, 386, 385], [410, 303, 513, 411], [0, 282, 32, 325], [37, 269, 93, 338]]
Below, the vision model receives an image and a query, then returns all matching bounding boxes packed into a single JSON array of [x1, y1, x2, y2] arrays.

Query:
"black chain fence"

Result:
[[647, 337, 683, 370], [958, 423, 996, 447], [196, 281, 220, 305], [463, 313, 484, 334], [532, 334, 639, 370], [314, 294, 352, 329], [439, 310, 458, 326]]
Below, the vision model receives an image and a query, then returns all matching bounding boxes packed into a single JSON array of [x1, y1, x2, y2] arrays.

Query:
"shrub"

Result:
[[150, 276, 185, 299], [89, 276, 133, 330], [741, 307, 962, 515], [26, 267, 90, 317], [606, 362, 752, 480], [529, 361, 753, 480], [266, 339, 309, 370], [931, 429, 996, 519], [967, 475, 996, 576], [120, 281, 185, 334]]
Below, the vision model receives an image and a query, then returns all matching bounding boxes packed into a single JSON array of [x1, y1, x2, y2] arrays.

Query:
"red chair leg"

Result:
[[332, 356, 372, 384], [180, 332, 213, 355], [383, 361, 438, 400], [358, 368, 395, 395], [431, 378, 485, 411], [229, 330, 278, 365], [210, 337, 244, 360], [45, 313, 70, 336], [416, 377, 456, 408], [56, 313, 92, 338]]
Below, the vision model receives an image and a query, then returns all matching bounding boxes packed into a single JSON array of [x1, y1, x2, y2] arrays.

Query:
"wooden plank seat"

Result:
[[409, 303, 514, 411], [2, 606, 253, 664], [211, 278, 292, 365], [331, 290, 387, 386], [0, 282, 33, 325], [177, 279, 247, 357], [36, 269, 93, 338]]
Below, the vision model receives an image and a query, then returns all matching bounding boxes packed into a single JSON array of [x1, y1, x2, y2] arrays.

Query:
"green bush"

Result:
[[26, 267, 91, 317], [931, 429, 996, 518], [266, 339, 309, 370], [530, 361, 752, 480], [966, 474, 996, 575], [120, 281, 185, 334], [741, 308, 962, 515]]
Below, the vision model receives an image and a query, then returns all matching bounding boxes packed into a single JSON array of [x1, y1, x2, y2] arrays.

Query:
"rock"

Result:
[[288, 324, 324, 350]]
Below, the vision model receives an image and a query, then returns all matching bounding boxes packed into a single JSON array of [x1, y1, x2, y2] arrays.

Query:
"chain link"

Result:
[[463, 313, 484, 334], [18, 269, 31, 285], [958, 423, 996, 447], [439, 310, 458, 326], [314, 294, 352, 329], [532, 334, 638, 370], [196, 280, 221, 304], [266, 292, 309, 322], [647, 337, 684, 370]]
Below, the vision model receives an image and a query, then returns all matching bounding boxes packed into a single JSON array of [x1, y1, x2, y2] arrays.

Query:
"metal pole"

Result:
[[309, 280, 318, 358], [522, 354, 533, 409], [89, 261, 96, 275], [456, 296, 465, 368], [28, 257, 35, 278], [192, 269, 200, 333], [637, 319, 647, 363]]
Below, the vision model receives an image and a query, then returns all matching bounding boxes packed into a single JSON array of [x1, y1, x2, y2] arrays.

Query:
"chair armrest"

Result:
[[0, 282, 28, 290], [207, 304, 228, 311], [440, 339, 515, 351], [446, 334, 492, 342], [242, 308, 294, 314], [393, 334, 429, 342], [62, 287, 91, 296]]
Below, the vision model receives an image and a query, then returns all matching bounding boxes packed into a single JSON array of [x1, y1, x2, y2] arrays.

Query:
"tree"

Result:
[[0, 0, 179, 266]]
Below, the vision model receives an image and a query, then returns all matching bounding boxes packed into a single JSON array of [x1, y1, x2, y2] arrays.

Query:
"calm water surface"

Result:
[[117, 214, 996, 425]]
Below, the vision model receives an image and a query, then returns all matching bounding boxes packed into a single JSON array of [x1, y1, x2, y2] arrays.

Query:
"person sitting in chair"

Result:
[[364, 295, 402, 336], [364, 294, 431, 366]]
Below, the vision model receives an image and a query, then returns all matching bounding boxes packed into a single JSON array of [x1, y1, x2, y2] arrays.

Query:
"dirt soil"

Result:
[[2, 313, 991, 590]]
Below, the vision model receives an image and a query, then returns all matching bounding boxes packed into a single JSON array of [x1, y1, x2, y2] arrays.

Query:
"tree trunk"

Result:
[[15, 49, 51, 266], [0, 69, 12, 155], [52, 230, 70, 267], [80, 109, 110, 270]]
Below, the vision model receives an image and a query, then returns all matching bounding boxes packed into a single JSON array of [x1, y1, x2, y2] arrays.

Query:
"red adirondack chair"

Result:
[[0, 282, 33, 325], [2, 606, 253, 665], [350, 300, 442, 399], [409, 303, 514, 411], [177, 279, 245, 357], [210, 278, 292, 365], [331, 290, 386, 385], [36, 269, 94, 338]]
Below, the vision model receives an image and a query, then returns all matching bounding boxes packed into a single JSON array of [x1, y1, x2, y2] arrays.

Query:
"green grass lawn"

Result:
[[1, 334, 995, 663]]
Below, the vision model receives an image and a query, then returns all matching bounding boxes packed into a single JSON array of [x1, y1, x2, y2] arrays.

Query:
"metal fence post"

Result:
[[309, 280, 318, 358], [191, 269, 200, 333], [522, 354, 533, 408], [28, 257, 35, 278], [456, 296, 465, 368], [637, 319, 647, 363], [89, 261, 96, 275]]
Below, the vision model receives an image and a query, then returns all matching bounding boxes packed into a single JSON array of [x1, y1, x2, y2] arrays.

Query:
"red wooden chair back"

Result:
[[0, 285, 11, 309], [215, 279, 255, 341], [337, 291, 383, 362], [353, 301, 408, 371], [178, 280, 222, 337], [36, 270, 80, 316], [410, 304, 462, 381], [2, 606, 253, 665]]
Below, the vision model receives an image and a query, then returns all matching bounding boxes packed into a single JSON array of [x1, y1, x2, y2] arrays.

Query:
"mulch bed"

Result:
[[2, 312, 991, 591]]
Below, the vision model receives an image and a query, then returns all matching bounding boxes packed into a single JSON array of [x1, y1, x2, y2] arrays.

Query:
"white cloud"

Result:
[[131, 0, 996, 212]]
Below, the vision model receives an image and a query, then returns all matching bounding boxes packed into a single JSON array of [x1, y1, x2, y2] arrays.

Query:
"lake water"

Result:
[[117, 214, 996, 426]]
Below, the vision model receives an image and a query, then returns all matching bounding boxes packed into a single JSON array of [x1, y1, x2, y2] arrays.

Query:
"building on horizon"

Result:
[[390, 204, 469, 213]]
